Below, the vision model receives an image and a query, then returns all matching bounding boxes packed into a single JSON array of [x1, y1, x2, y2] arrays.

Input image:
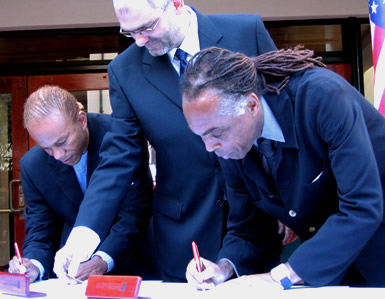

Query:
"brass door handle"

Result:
[[9, 179, 25, 212]]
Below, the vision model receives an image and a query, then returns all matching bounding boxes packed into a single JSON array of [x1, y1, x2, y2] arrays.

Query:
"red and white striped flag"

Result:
[[369, 0, 385, 116]]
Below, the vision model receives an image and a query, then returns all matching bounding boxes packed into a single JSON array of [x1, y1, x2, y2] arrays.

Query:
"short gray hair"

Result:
[[217, 92, 249, 117]]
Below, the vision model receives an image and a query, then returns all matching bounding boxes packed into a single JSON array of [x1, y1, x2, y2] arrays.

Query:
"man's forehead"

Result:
[[114, 0, 155, 15], [184, 103, 228, 136], [115, 1, 160, 29], [28, 113, 70, 146]]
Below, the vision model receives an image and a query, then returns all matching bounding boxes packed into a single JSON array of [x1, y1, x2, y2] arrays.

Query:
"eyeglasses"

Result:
[[119, 7, 166, 38]]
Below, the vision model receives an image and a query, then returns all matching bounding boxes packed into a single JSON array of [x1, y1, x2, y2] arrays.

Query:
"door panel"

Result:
[[28, 73, 109, 95], [326, 64, 351, 82], [0, 76, 28, 269]]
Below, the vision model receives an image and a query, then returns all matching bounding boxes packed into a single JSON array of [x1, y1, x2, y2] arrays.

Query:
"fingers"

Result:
[[186, 257, 223, 290], [282, 226, 299, 246], [277, 220, 285, 235], [186, 257, 216, 290], [278, 221, 299, 246], [67, 257, 81, 278], [54, 241, 96, 284], [22, 260, 39, 283], [9, 257, 39, 283], [75, 256, 107, 281], [8, 256, 26, 274], [53, 247, 73, 283], [287, 229, 299, 244]]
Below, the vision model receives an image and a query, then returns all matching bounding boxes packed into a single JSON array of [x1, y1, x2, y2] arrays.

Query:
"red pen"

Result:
[[14, 242, 23, 265], [192, 241, 202, 272]]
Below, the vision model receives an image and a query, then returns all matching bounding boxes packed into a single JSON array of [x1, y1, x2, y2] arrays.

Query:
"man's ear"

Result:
[[172, 0, 184, 12], [246, 93, 261, 116], [78, 111, 88, 130]]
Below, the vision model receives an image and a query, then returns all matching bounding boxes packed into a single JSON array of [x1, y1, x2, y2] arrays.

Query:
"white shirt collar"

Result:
[[258, 96, 285, 143], [169, 6, 200, 73]]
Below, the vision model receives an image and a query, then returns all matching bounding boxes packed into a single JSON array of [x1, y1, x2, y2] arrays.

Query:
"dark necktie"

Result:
[[257, 138, 276, 176], [175, 48, 188, 75]]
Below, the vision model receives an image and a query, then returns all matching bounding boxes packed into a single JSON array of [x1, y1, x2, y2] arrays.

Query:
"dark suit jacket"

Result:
[[21, 113, 153, 279], [218, 67, 385, 287], [75, 10, 280, 281]]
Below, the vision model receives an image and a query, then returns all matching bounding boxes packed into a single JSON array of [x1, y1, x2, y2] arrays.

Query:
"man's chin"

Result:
[[147, 46, 168, 57], [216, 152, 245, 160]]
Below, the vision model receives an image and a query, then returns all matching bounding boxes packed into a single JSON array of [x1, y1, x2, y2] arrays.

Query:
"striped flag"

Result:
[[369, 0, 385, 116]]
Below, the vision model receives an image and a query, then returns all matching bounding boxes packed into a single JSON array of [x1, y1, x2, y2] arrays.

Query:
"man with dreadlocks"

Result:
[[182, 46, 385, 288]]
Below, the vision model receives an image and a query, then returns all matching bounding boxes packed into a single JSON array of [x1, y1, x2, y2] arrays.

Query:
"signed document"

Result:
[[0, 278, 383, 299]]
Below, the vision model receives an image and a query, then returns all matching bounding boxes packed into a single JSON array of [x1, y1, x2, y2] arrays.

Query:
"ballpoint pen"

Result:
[[66, 273, 83, 284], [192, 241, 202, 273], [14, 242, 27, 274], [14, 242, 23, 266]]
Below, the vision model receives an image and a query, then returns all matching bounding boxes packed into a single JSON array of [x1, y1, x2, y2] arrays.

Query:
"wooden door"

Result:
[[0, 76, 28, 269]]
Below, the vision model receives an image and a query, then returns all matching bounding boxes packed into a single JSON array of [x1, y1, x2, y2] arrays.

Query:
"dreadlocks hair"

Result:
[[180, 46, 325, 108]]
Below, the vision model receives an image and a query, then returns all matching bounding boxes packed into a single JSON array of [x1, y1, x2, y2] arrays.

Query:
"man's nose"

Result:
[[52, 148, 66, 161], [133, 33, 150, 48], [204, 139, 221, 153]]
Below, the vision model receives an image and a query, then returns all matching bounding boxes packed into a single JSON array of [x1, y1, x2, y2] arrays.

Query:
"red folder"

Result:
[[85, 275, 142, 299]]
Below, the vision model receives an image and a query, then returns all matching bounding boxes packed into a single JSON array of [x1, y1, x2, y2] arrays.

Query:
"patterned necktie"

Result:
[[257, 138, 276, 176], [175, 48, 188, 75]]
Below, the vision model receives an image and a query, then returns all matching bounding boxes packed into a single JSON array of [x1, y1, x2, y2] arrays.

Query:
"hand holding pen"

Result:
[[8, 242, 40, 282], [186, 241, 230, 290], [8, 242, 42, 282], [13, 242, 27, 273]]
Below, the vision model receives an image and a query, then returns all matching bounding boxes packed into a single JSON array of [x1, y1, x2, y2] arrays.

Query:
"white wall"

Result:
[[0, 0, 370, 31]]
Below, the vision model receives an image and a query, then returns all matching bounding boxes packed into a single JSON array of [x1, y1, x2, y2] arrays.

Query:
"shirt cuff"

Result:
[[29, 259, 44, 282], [66, 226, 101, 261], [92, 251, 115, 273], [218, 258, 240, 278]]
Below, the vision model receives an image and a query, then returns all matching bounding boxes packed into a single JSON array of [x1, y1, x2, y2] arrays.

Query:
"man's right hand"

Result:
[[53, 226, 101, 283], [8, 256, 39, 283], [53, 245, 84, 283], [185, 257, 234, 290]]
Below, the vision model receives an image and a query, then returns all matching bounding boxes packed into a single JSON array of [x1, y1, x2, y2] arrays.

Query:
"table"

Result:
[[1, 279, 385, 299]]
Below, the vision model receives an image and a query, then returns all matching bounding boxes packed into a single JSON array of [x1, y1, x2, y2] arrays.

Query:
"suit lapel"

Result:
[[265, 90, 299, 189], [47, 156, 83, 209], [196, 11, 223, 49], [142, 51, 182, 108], [141, 11, 223, 109], [86, 115, 102, 183], [241, 146, 273, 195], [241, 90, 300, 194]]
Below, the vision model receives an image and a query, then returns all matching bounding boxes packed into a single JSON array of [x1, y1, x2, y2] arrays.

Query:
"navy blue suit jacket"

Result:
[[21, 113, 153, 279], [218, 67, 385, 286], [75, 11, 281, 281]]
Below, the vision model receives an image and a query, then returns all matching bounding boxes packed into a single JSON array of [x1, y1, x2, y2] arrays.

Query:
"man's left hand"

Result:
[[75, 256, 107, 281]]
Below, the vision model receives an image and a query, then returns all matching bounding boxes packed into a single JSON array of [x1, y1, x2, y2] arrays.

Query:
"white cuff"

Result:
[[218, 258, 240, 278], [30, 259, 44, 281], [92, 251, 115, 273], [270, 263, 293, 290]]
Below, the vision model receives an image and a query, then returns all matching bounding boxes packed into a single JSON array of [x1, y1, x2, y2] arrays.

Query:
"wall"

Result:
[[0, 0, 370, 31]]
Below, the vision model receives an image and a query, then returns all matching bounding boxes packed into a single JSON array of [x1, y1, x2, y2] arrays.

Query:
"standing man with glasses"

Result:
[[54, 0, 283, 282]]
